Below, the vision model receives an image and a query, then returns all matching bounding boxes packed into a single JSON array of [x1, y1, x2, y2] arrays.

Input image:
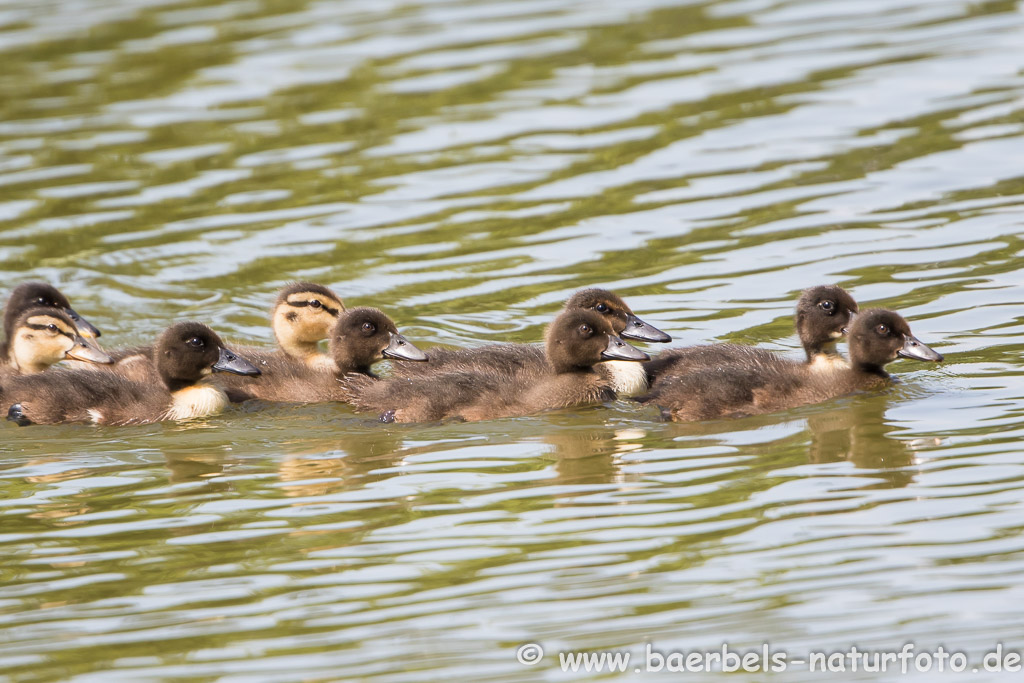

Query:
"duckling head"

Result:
[[270, 282, 344, 362], [565, 288, 671, 343], [7, 308, 113, 374], [545, 309, 649, 373], [4, 282, 101, 341], [155, 322, 260, 391], [329, 307, 426, 374], [847, 309, 943, 375], [795, 285, 859, 360]]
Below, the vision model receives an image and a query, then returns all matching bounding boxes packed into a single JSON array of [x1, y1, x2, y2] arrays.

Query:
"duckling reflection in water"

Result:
[[108, 282, 344, 381], [638, 309, 943, 422], [0, 308, 111, 378], [343, 309, 649, 423], [4, 322, 260, 426], [645, 285, 859, 387], [217, 307, 426, 403], [396, 288, 670, 396], [805, 399, 919, 488]]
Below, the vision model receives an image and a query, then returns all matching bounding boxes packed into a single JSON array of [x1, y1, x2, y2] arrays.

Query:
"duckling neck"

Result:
[[851, 361, 890, 381], [278, 338, 325, 364], [330, 347, 372, 377], [547, 358, 597, 376], [163, 376, 195, 393], [804, 340, 839, 362]]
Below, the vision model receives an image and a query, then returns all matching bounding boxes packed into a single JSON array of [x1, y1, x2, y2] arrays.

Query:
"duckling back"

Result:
[[3, 367, 174, 425], [215, 346, 342, 404]]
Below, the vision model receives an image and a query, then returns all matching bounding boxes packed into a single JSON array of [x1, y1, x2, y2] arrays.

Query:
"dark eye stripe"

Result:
[[287, 300, 341, 317], [25, 323, 75, 339]]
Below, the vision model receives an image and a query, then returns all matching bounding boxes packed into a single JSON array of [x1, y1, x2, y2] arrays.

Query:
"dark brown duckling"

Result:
[[108, 282, 344, 380], [0, 308, 111, 378], [395, 288, 669, 396], [217, 307, 427, 403], [4, 322, 259, 426], [637, 309, 942, 422], [3, 281, 102, 340], [343, 309, 650, 423], [645, 284, 859, 385]]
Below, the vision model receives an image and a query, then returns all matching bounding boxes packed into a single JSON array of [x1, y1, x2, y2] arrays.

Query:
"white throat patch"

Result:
[[599, 360, 649, 396]]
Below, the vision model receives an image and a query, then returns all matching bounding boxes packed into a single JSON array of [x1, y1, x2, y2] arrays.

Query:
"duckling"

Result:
[[3, 281, 102, 340], [644, 284, 859, 385], [266, 282, 345, 371], [107, 282, 344, 380], [216, 307, 427, 403], [395, 288, 670, 396], [0, 308, 112, 378], [636, 309, 942, 422], [4, 322, 260, 426], [343, 309, 650, 423]]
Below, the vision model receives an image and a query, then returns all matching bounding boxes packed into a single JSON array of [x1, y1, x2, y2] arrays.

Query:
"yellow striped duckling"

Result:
[[0, 308, 111, 378], [637, 309, 942, 422], [343, 308, 649, 423], [5, 322, 259, 426], [217, 307, 427, 403]]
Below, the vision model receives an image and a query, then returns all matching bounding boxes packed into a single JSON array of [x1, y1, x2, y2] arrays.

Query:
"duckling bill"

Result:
[[4, 322, 259, 426]]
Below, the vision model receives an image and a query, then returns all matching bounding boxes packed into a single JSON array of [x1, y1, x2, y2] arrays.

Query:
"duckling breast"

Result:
[[597, 359, 649, 396], [166, 381, 229, 420]]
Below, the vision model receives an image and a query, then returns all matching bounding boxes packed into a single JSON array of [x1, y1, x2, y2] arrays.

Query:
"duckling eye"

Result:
[[46, 323, 58, 333], [595, 303, 610, 313], [819, 300, 835, 314], [36, 297, 47, 305], [361, 322, 375, 333], [579, 324, 592, 335], [875, 324, 889, 335], [309, 299, 322, 309], [187, 337, 204, 349]]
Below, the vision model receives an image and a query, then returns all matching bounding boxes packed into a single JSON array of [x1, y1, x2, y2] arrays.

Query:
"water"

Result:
[[1, 0, 1023, 680]]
